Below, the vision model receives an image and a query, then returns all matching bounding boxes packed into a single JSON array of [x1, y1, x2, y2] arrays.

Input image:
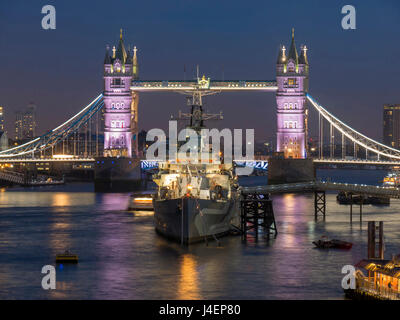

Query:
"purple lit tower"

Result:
[[95, 30, 141, 192], [103, 29, 139, 157], [276, 29, 309, 159]]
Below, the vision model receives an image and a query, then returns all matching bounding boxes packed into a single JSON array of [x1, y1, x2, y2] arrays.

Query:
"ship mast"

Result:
[[175, 75, 223, 133]]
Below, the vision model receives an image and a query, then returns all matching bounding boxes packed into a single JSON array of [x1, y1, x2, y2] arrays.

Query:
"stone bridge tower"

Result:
[[276, 29, 309, 158], [103, 29, 139, 157]]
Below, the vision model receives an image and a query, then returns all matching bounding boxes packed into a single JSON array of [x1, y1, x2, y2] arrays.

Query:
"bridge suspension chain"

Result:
[[307, 94, 400, 160], [0, 94, 104, 158]]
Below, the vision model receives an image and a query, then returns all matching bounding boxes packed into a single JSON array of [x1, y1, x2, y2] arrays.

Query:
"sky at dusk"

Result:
[[0, 0, 400, 142]]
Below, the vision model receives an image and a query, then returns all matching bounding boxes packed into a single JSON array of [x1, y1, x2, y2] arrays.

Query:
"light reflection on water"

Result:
[[0, 170, 400, 299], [177, 254, 201, 300]]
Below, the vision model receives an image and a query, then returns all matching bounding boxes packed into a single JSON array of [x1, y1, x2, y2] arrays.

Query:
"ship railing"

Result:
[[356, 277, 400, 300]]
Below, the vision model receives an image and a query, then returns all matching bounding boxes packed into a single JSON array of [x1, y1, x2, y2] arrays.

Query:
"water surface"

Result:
[[0, 169, 398, 299]]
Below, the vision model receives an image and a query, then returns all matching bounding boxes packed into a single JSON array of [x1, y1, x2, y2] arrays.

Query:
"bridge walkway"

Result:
[[241, 181, 400, 222]]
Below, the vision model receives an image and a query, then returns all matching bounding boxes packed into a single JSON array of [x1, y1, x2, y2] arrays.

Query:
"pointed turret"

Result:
[[126, 45, 131, 64], [104, 45, 112, 64], [115, 28, 127, 63], [277, 45, 286, 64], [287, 28, 298, 64], [132, 46, 139, 79], [299, 45, 309, 65]]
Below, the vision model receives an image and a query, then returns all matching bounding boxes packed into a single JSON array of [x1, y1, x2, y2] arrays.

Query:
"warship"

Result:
[[152, 79, 240, 244]]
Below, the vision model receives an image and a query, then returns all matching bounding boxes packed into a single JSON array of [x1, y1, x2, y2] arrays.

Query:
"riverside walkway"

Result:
[[241, 181, 400, 221]]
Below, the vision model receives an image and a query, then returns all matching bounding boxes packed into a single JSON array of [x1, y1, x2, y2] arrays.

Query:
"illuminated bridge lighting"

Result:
[[307, 94, 400, 160], [130, 80, 278, 92]]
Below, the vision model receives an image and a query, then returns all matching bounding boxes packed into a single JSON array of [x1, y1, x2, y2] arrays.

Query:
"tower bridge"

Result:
[[0, 29, 400, 188]]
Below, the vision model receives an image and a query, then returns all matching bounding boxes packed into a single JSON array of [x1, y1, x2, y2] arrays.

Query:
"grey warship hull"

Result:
[[154, 197, 238, 244]]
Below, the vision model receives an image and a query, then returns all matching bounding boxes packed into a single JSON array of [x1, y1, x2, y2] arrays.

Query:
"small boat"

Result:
[[127, 192, 154, 211], [313, 237, 353, 250], [55, 250, 78, 263]]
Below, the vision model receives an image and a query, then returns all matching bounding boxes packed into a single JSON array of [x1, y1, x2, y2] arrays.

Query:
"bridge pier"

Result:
[[240, 193, 277, 242], [349, 194, 364, 223], [350, 194, 353, 223], [314, 190, 326, 219]]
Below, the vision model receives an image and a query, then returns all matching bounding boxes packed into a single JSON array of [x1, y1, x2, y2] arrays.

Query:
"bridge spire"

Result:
[[299, 45, 309, 65], [104, 45, 111, 64], [277, 45, 286, 64], [133, 46, 139, 79], [116, 28, 127, 63], [288, 27, 298, 64]]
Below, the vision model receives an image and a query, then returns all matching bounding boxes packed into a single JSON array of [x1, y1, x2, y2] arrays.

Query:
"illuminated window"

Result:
[[112, 78, 122, 86]]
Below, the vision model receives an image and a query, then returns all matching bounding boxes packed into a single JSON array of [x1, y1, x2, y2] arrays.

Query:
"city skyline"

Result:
[[0, 1, 399, 142]]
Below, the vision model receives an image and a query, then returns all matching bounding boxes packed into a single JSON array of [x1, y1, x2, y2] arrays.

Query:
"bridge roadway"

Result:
[[0, 157, 96, 163], [130, 80, 278, 92], [0, 157, 400, 167], [241, 181, 400, 199], [313, 159, 400, 166]]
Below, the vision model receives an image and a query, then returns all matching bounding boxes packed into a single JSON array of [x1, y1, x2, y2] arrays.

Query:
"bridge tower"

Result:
[[103, 29, 138, 157], [276, 29, 309, 158]]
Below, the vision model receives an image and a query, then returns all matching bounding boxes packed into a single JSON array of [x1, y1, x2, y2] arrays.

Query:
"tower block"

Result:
[[276, 29, 309, 159], [103, 29, 139, 157]]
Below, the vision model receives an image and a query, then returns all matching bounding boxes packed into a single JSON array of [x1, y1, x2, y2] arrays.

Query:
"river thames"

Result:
[[1, 169, 400, 299]]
